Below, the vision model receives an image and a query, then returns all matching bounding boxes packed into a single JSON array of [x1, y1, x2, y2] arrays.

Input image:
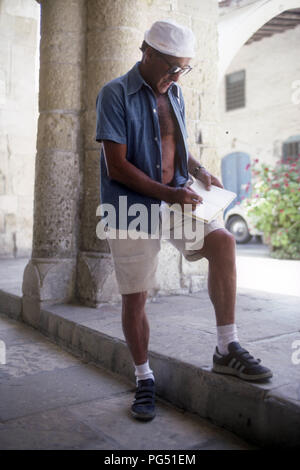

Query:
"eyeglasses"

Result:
[[156, 52, 192, 77]]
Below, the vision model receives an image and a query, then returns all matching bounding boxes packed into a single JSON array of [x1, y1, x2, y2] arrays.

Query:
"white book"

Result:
[[166, 178, 237, 224]]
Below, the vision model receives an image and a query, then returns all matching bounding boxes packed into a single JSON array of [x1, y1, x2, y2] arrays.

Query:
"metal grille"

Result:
[[282, 140, 300, 162], [226, 70, 245, 111]]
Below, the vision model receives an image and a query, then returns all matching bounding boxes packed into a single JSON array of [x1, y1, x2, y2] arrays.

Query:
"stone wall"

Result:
[[217, 24, 300, 166], [0, 0, 40, 257]]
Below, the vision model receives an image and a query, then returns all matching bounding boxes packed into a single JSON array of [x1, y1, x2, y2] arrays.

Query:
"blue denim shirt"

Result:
[[95, 61, 189, 233]]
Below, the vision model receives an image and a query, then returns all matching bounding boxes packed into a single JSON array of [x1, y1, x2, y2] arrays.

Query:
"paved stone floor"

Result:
[[0, 313, 256, 450]]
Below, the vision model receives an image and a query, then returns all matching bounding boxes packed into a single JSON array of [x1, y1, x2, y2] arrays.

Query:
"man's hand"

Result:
[[169, 187, 203, 211], [196, 167, 224, 191]]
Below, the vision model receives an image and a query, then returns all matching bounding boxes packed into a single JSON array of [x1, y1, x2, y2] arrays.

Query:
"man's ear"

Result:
[[144, 46, 154, 64]]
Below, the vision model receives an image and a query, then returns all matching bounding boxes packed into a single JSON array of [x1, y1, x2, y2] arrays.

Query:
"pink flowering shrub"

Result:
[[244, 156, 300, 259]]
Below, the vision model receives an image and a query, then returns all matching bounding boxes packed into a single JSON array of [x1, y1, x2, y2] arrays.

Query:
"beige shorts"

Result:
[[106, 202, 224, 295]]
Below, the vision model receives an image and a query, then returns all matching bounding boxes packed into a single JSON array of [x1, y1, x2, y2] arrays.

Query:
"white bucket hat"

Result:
[[144, 19, 196, 58]]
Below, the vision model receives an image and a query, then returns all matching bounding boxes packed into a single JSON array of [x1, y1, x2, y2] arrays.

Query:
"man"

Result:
[[95, 20, 272, 422]]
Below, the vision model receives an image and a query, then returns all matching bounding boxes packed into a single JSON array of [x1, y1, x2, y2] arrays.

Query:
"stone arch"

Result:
[[218, 0, 300, 83]]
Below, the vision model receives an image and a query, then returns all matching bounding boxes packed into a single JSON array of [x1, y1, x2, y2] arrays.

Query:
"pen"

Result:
[[192, 198, 203, 204]]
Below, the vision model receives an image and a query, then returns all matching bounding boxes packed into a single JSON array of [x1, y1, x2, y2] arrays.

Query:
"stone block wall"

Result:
[[0, 0, 40, 257]]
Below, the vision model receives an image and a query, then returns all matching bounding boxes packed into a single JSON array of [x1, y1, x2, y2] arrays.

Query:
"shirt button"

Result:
[[153, 108, 157, 113], [156, 164, 160, 169], [154, 137, 158, 141]]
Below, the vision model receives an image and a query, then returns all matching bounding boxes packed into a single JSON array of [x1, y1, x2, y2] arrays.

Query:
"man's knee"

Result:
[[222, 229, 236, 249], [205, 228, 236, 259], [122, 291, 148, 315]]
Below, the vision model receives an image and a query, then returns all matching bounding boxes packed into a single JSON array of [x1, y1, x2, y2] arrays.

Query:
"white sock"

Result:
[[134, 360, 155, 384], [217, 323, 239, 355]]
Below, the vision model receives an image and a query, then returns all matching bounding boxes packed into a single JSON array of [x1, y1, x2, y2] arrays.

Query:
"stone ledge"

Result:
[[0, 290, 22, 321], [0, 288, 299, 448]]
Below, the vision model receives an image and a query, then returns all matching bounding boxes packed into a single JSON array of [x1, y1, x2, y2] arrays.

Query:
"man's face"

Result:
[[146, 48, 191, 95]]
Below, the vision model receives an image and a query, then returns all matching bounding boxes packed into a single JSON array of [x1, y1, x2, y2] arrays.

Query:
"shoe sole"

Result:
[[212, 363, 273, 381], [131, 409, 156, 421]]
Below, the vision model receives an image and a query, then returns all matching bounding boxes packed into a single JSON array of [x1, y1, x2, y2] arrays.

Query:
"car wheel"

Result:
[[226, 215, 252, 244]]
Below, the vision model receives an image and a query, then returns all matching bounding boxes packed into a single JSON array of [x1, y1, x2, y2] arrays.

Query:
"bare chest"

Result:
[[156, 94, 177, 138]]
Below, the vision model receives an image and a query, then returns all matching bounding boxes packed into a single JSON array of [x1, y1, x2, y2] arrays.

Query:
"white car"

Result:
[[224, 204, 262, 244]]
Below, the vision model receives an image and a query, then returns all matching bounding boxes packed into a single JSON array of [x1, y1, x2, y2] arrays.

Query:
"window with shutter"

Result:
[[282, 136, 300, 162], [225, 70, 246, 111]]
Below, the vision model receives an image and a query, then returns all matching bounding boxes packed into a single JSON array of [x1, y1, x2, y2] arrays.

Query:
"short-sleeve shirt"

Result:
[[95, 61, 189, 233]]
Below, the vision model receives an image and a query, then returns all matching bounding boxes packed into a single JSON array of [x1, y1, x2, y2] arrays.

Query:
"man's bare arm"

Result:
[[187, 151, 223, 190], [187, 152, 203, 176], [103, 140, 203, 208]]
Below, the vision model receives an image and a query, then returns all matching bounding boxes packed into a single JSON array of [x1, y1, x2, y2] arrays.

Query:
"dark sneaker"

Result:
[[213, 341, 273, 381], [131, 378, 156, 421]]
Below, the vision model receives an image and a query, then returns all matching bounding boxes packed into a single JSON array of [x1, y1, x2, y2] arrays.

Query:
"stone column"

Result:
[[22, 0, 86, 325], [77, 0, 147, 305]]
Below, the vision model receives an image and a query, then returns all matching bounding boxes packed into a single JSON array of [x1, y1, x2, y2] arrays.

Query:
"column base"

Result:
[[22, 257, 76, 326], [22, 257, 76, 301], [76, 251, 120, 306]]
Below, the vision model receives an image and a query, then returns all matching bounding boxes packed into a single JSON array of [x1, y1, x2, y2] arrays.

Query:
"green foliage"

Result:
[[244, 156, 300, 259]]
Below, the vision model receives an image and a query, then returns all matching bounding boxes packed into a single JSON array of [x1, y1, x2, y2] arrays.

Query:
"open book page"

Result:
[[187, 179, 237, 223], [164, 178, 237, 224]]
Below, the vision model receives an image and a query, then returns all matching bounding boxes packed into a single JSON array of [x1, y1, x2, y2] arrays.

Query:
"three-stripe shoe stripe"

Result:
[[228, 358, 246, 373], [229, 358, 237, 368]]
